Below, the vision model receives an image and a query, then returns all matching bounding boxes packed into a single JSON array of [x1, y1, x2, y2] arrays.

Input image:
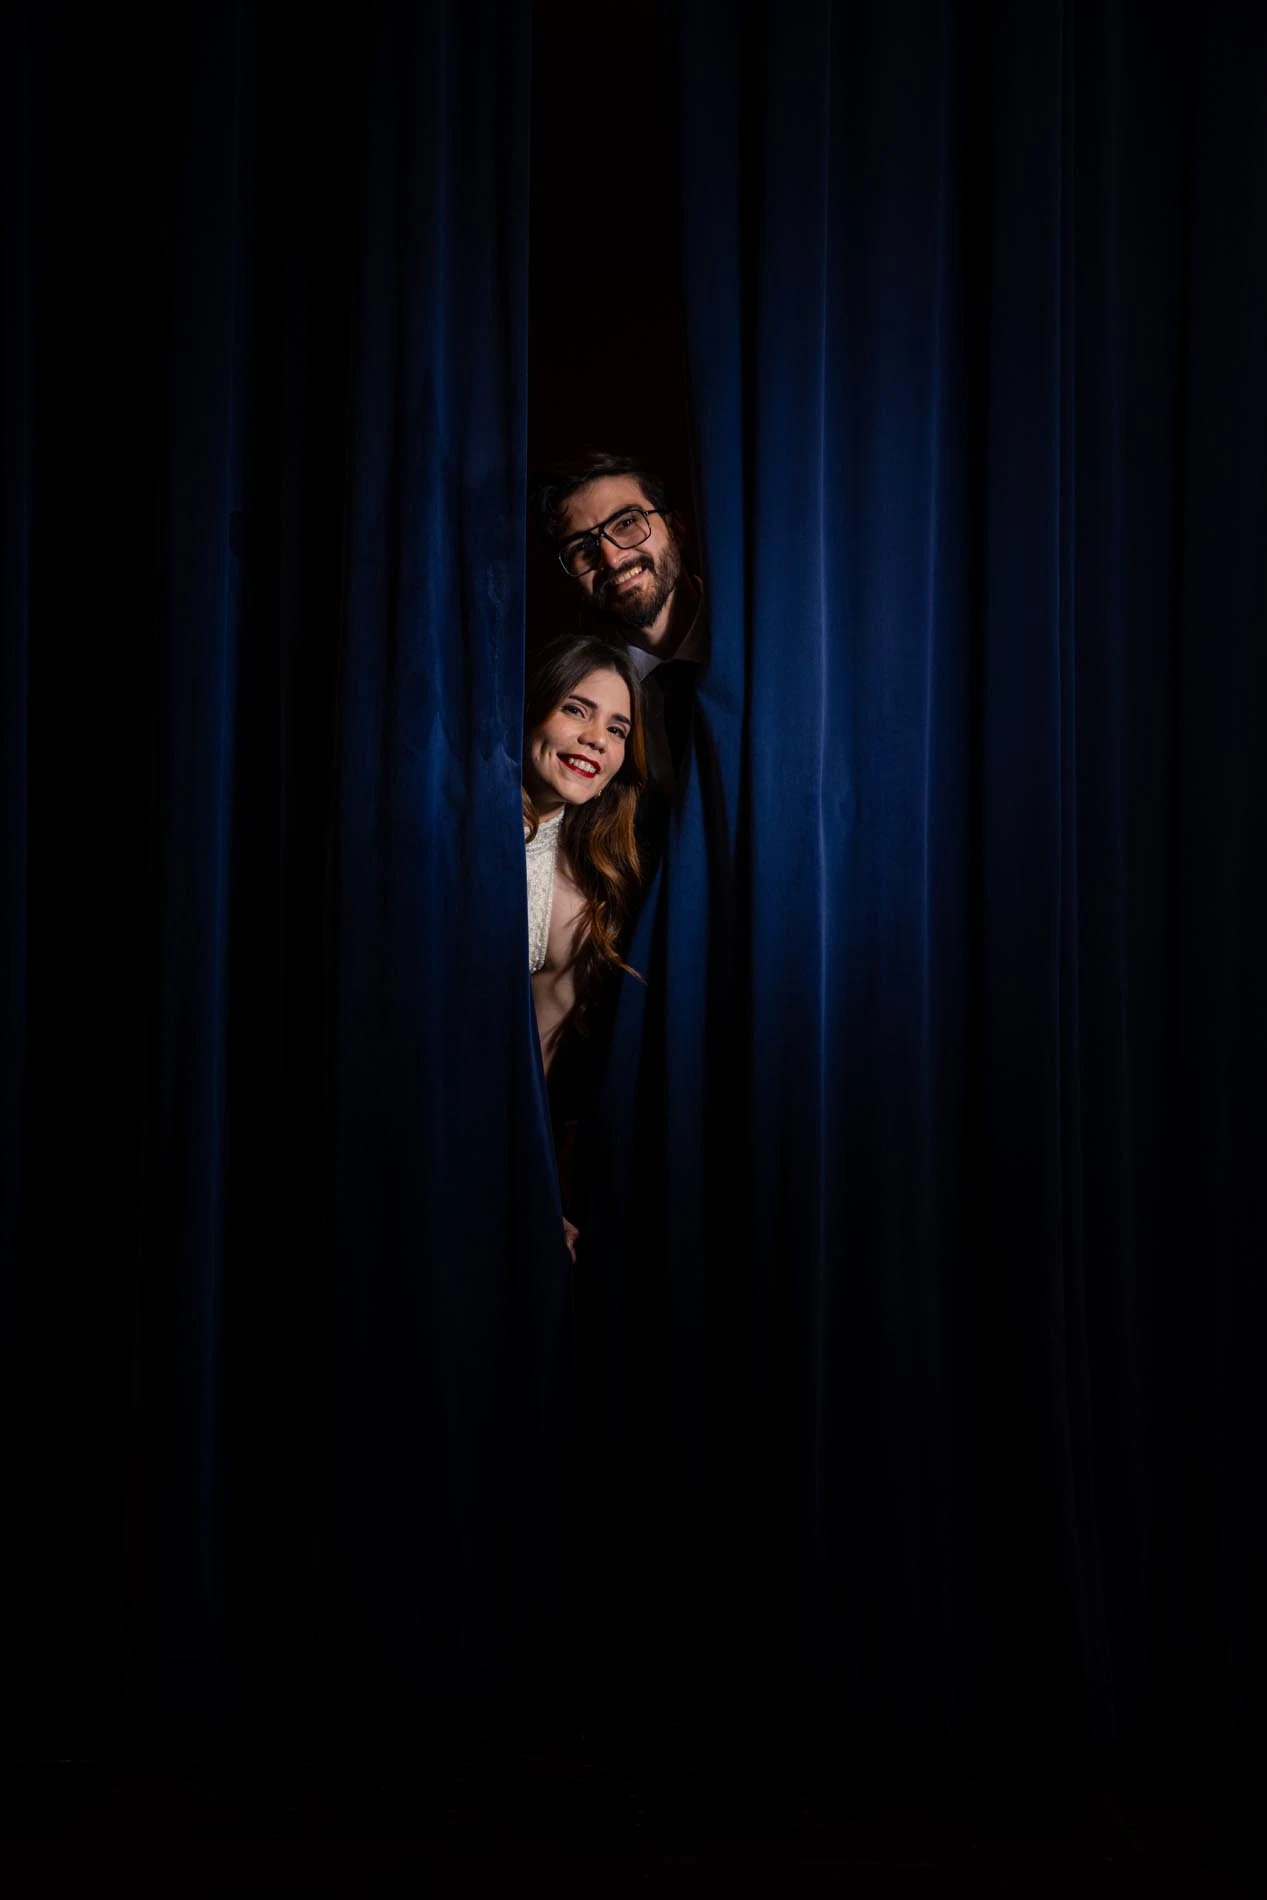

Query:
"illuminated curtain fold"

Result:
[[3, 0, 1264, 1764], [578, 0, 1266, 1746]]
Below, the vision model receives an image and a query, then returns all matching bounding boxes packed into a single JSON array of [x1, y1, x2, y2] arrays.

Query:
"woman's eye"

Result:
[[609, 727, 627, 740]]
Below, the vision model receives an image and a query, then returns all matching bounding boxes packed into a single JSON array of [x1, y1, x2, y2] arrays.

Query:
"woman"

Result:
[[523, 632, 647, 1078]]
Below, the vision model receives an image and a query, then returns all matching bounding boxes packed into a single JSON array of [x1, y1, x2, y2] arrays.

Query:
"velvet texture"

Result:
[[578, 0, 1266, 1748], [3, 0, 1264, 1761], [2, 0, 565, 1753]]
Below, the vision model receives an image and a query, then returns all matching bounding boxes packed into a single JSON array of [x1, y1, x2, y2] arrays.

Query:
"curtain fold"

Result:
[[568, 0, 1267, 1744], [1, 0, 559, 1754], [3, 0, 1263, 1764], [327, 0, 568, 1735]]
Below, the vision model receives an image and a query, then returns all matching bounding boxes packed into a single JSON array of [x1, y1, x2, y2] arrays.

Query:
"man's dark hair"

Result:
[[533, 451, 675, 548]]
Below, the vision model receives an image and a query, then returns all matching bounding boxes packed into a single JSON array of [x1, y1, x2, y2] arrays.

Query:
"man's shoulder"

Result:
[[623, 578, 710, 678], [624, 643, 662, 682], [675, 579, 709, 667]]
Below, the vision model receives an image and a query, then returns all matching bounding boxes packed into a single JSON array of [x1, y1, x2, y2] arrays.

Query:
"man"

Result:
[[535, 452, 707, 795]]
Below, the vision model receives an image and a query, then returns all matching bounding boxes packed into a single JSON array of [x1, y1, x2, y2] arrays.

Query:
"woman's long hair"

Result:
[[523, 633, 647, 1029]]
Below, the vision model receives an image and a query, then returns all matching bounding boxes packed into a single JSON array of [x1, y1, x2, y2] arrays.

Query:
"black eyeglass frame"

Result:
[[556, 507, 663, 577]]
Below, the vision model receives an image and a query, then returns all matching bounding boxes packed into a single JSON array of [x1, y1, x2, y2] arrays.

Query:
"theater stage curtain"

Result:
[[2, 0, 565, 1753], [577, 0, 1266, 1746], [3, 0, 1264, 1764]]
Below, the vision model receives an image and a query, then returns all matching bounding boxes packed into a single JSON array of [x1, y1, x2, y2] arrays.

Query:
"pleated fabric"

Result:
[[576, 0, 1267, 1748]]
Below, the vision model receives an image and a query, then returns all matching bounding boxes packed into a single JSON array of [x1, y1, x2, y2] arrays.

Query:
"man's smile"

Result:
[[603, 559, 650, 597]]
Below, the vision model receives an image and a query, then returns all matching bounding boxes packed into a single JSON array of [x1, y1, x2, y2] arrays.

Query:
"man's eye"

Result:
[[612, 513, 640, 532]]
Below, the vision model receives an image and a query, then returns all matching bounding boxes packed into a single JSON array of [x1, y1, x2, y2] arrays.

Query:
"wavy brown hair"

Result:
[[523, 633, 647, 1029]]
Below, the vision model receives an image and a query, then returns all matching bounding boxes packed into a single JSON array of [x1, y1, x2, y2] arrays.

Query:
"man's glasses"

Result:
[[557, 507, 662, 578]]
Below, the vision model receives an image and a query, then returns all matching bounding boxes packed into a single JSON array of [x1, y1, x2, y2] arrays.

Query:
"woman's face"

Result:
[[524, 667, 632, 815]]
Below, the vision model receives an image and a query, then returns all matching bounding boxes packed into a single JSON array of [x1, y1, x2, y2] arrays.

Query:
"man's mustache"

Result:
[[599, 557, 652, 598]]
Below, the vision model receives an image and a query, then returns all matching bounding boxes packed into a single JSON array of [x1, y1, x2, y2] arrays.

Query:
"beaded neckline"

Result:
[[525, 808, 563, 973], [525, 807, 564, 851]]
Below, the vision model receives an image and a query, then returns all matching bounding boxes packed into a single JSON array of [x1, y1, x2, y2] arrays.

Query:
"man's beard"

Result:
[[593, 540, 682, 631]]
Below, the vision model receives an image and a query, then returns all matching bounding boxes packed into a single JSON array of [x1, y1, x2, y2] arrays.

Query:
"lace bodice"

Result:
[[525, 809, 563, 973]]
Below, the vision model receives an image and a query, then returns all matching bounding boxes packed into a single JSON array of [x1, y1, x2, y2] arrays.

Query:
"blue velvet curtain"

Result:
[[577, 0, 1266, 1749], [3, 0, 1264, 1765], [2, 0, 565, 1753]]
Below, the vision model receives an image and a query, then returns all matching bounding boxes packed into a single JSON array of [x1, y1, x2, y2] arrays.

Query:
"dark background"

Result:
[[3, 6, 1265, 1884], [526, 3, 695, 645]]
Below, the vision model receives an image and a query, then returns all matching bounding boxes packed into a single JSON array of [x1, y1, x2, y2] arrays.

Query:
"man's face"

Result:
[[556, 476, 683, 633]]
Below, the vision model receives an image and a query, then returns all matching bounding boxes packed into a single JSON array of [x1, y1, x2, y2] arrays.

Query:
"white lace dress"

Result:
[[525, 809, 564, 973]]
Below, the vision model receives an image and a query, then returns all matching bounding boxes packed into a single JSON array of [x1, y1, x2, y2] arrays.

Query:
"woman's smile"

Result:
[[521, 632, 647, 1097], [523, 665, 632, 816], [558, 752, 601, 780]]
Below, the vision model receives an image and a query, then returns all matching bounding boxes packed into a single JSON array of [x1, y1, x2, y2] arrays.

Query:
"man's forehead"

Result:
[[558, 477, 653, 539]]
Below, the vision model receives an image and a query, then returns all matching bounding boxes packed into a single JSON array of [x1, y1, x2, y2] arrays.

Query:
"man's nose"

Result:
[[596, 534, 627, 569]]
